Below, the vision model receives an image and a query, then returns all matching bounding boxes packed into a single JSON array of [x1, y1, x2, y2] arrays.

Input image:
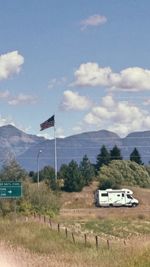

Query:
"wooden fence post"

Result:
[[72, 233, 75, 244], [65, 228, 68, 238], [49, 218, 52, 229], [107, 239, 110, 249], [84, 234, 87, 247], [58, 223, 60, 233], [95, 236, 98, 250]]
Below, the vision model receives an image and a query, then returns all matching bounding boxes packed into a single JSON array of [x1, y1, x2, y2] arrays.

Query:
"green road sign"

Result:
[[0, 181, 22, 198]]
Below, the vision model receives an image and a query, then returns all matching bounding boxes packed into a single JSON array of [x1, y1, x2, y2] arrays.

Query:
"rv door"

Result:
[[100, 192, 109, 207]]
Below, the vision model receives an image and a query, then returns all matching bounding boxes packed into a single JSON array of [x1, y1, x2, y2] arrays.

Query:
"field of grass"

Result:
[[0, 217, 149, 267], [0, 186, 149, 266], [59, 217, 150, 239], [82, 218, 150, 238]]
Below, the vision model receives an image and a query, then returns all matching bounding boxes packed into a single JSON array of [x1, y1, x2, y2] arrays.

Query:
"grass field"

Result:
[[0, 185, 149, 266], [0, 218, 149, 267]]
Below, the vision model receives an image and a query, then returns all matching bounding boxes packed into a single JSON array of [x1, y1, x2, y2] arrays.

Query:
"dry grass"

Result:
[[59, 184, 150, 221], [0, 217, 149, 267], [0, 185, 149, 266]]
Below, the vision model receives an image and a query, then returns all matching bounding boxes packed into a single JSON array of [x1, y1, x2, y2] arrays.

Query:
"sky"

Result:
[[0, 0, 150, 139]]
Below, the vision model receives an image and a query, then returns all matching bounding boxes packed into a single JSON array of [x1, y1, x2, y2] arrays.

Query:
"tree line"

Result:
[[95, 145, 143, 172], [0, 144, 149, 216], [28, 145, 144, 192]]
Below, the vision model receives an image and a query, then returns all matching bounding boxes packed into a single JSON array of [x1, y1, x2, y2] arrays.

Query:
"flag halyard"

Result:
[[40, 115, 55, 131]]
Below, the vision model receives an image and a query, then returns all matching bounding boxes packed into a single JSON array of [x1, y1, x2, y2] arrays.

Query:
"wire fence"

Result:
[[24, 213, 150, 250]]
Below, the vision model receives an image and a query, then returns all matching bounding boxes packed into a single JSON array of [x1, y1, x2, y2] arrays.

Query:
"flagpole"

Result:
[[54, 115, 57, 181], [40, 114, 57, 181]]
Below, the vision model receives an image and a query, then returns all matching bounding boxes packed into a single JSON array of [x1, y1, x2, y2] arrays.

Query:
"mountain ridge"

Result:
[[0, 125, 150, 170]]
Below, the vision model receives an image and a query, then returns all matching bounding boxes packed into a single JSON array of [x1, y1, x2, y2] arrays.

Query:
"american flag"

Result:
[[40, 115, 55, 131]]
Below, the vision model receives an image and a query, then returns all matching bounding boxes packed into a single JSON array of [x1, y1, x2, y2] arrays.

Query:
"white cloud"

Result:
[[0, 51, 24, 80], [0, 115, 15, 127], [73, 62, 150, 91], [80, 14, 107, 31], [60, 90, 92, 111], [72, 125, 83, 134], [83, 95, 150, 136], [56, 127, 65, 138], [48, 76, 67, 89], [8, 93, 37, 105], [37, 132, 51, 140], [0, 90, 10, 98]]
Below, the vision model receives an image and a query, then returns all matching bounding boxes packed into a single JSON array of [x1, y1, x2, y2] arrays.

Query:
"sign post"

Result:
[[0, 181, 22, 198]]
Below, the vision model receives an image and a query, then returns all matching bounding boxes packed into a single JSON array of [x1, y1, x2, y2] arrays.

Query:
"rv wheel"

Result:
[[132, 203, 137, 207]]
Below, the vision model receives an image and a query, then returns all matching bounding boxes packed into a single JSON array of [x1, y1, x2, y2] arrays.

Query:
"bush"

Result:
[[19, 182, 60, 217], [98, 160, 150, 189]]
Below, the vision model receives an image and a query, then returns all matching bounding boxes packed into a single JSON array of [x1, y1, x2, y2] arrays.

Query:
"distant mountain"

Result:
[[17, 129, 122, 171], [0, 125, 150, 171], [0, 125, 45, 165]]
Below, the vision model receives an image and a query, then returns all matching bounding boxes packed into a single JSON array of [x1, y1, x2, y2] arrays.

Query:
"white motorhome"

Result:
[[95, 188, 139, 207]]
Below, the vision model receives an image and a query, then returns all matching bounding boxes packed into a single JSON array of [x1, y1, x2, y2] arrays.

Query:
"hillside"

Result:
[[60, 183, 150, 220]]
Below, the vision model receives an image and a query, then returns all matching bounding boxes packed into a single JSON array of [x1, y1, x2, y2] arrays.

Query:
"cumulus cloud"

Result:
[[83, 95, 150, 136], [60, 90, 92, 111], [8, 93, 37, 105], [80, 14, 107, 31], [0, 51, 24, 80], [73, 62, 150, 91]]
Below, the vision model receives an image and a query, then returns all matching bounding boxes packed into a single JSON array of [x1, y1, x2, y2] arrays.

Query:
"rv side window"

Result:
[[122, 193, 124, 197], [117, 194, 120, 197], [101, 193, 108, 197]]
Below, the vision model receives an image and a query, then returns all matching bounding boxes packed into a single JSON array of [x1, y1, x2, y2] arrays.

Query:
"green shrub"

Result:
[[98, 160, 150, 189]]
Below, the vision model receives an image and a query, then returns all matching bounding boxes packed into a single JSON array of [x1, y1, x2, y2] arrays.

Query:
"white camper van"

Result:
[[95, 188, 139, 207]]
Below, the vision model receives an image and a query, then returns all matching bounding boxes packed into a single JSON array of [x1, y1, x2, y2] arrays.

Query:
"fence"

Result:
[[24, 213, 129, 250]]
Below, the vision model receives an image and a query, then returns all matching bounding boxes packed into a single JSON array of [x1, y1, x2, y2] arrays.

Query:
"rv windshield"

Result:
[[127, 194, 133, 199]]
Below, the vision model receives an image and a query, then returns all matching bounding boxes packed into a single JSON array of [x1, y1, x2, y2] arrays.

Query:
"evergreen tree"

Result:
[[39, 165, 57, 190], [63, 160, 84, 192], [39, 165, 55, 182], [96, 145, 110, 171], [58, 164, 68, 179], [79, 155, 95, 186], [0, 160, 27, 181], [110, 145, 123, 161], [130, 148, 143, 165]]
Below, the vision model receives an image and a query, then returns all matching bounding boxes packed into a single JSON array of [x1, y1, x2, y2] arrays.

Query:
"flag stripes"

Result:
[[40, 115, 55, 131]]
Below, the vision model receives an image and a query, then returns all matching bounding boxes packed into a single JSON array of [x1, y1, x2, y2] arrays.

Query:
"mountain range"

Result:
[[0, 124, 150, 171]]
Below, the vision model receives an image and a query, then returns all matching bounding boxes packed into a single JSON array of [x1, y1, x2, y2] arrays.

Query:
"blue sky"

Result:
[[0, 0, 150, 138]]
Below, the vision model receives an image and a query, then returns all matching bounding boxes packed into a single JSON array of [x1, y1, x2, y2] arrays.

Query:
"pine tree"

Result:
[[130, 148, 143, 165], [110, 145, 123, 161], [63, 160, 84, 192], [0, 159, 27, 181], [79, 155, 95, 186], [96, 145, 110, 171]]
